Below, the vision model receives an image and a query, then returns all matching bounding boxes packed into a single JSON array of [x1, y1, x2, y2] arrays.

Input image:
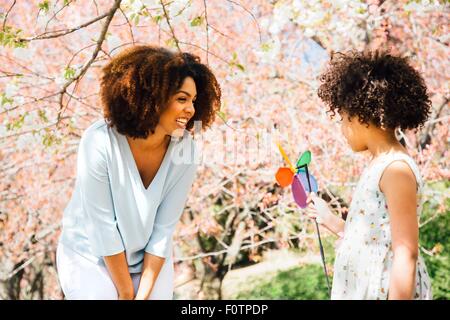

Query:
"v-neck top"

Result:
[[58, 119, 198, 273]]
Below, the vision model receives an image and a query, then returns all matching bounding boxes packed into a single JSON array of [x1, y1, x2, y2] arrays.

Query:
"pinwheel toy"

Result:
[[275, 146, 318, 207], [275, 143, 331, 295]]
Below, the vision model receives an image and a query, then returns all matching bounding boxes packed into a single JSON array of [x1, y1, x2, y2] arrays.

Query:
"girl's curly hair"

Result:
[[100, 45, 221, 138], [317, 50, 431, 130]]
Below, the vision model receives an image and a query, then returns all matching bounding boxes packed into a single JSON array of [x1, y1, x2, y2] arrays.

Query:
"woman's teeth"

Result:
[[176, 118, 188, 127]]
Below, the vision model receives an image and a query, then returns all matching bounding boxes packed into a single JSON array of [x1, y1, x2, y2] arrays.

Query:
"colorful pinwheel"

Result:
[[275, 143, 331, 296], [275, 146, 318, 208]]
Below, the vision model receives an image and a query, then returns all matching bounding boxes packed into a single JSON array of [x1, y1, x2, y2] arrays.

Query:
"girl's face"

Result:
[[157, 76, 197, 137], [340, 112, 368, 152]]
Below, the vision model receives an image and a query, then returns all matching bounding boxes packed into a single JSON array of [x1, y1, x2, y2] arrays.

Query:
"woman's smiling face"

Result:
[[157, 76, 197, 137]]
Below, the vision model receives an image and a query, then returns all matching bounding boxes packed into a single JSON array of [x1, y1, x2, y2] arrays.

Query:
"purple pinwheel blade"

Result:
[[291, 174, 308, 208], [298, 171, 318, 193]]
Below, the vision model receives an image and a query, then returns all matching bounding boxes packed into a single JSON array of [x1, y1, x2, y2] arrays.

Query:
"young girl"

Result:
[[309, 50, 433, 300]]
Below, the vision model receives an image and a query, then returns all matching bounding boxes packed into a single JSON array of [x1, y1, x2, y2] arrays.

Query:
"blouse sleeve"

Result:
[[77, 128, 125, 257], [145, 162, 197, 258]]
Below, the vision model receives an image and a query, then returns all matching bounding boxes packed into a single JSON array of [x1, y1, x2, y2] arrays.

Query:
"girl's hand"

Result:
[[305, 193, 333, 225], [305, 193, 345, 237]]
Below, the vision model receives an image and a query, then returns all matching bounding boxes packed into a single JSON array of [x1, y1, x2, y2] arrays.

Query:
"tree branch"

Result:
[[43, 0, 75, 34], [17, 3, 115, 43], [225, 0, 262, 44], [1, 0, 17, 31], [419, 96, 449, 149], [160, 0, 181, 52], [202, 0, 209, 65], [119, 7, 135, 45], [56, 0, 122, 123]]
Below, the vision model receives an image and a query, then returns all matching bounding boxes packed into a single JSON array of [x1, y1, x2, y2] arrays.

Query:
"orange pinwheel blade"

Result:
[[276, 167, 294, 187]]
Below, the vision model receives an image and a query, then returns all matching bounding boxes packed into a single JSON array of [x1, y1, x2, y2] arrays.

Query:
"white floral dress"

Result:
[[331, 152, 433, 300]]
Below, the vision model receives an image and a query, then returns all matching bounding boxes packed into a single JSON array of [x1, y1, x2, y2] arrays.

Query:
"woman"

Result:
[[56, 45, 221, 300]]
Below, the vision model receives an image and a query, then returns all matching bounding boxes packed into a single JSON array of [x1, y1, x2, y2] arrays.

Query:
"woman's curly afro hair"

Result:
[[317, 50, 431, 130], [100, 45, 221, 139]]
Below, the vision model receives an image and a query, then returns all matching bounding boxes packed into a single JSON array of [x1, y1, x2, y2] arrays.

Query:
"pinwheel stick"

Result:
[[303, 165, 331, 297]]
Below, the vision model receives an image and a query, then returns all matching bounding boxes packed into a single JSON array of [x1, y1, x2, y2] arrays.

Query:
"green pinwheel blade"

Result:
[[296, 150, 311, 168]]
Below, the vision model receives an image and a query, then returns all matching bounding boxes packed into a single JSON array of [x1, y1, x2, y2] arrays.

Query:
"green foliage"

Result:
[[234, 264, 329, 300], [0, 26, 26, 48], [38, 1, 50, 13], [64, 67, 76, 80], [216, 111, 228, 122], [260, 42, 272, 52], [165, 38, 178, 49], [423, 253, 450, 300], [190, 16, 204, 27], [38, 109, 49, 123], [125, 0, 146, 25], [0, 92, 14, 107], [6, 112, 28, 131], [229, 52, 245, 72], [419, 181, 450, 300], [153, 15, 162, 24], [129, 13, 141, 25], [41, 129, 62, 148]]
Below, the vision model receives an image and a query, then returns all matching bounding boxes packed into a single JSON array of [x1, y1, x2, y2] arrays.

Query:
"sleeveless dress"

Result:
[[331, 152, 433, 300]]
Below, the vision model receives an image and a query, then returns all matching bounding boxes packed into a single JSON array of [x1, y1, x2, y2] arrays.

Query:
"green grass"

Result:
[[234, 264, 330, 300], [231, 226, 336, 299]]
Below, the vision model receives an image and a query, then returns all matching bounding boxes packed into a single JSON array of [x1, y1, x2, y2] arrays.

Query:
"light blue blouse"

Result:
[[58, 119, 198, 273]]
